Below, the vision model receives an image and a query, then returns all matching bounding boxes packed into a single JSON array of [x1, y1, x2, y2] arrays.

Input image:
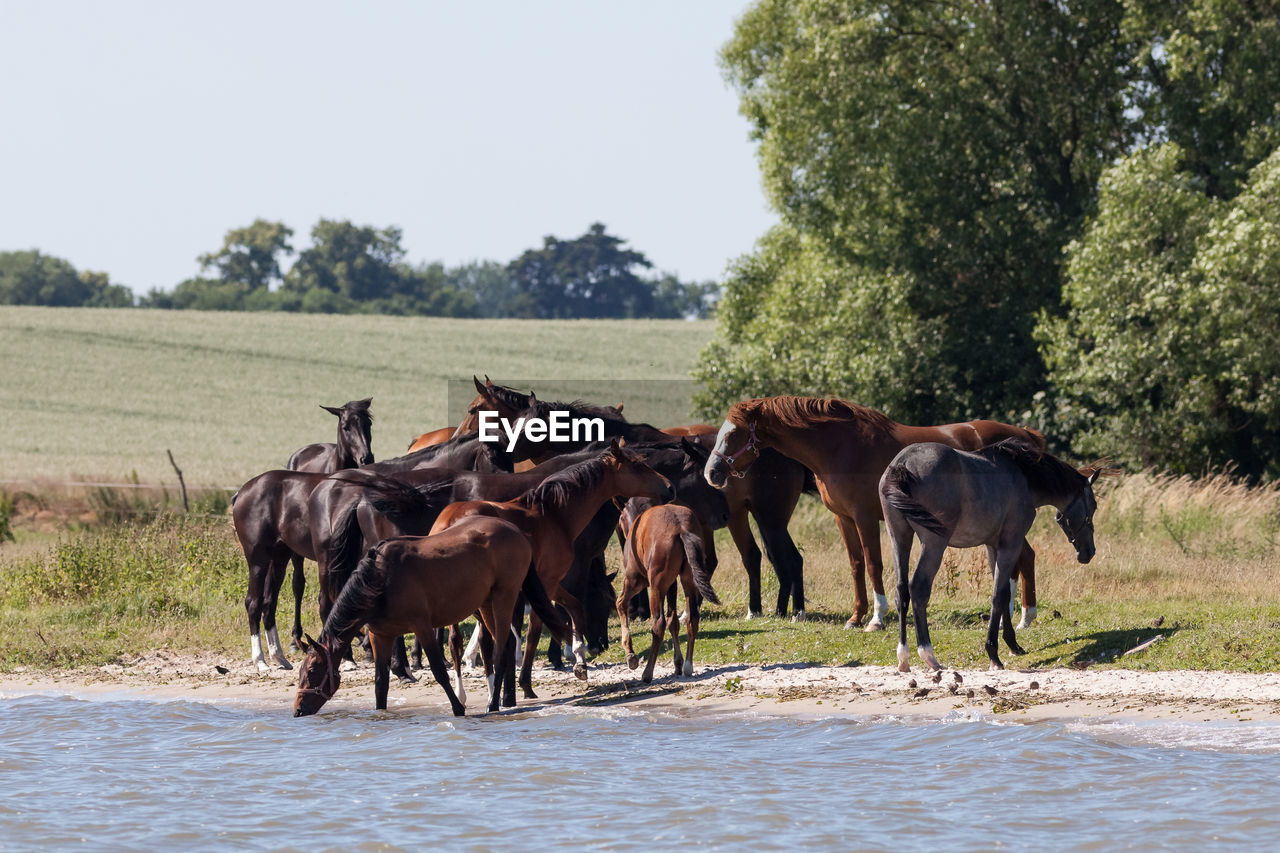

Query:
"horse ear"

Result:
[[474, 375, 486, 394], [320, 405, 342, 417], [606, 571, 617, 582], [615, 401, 624, 413], [359, 397, 372, 407], [1087, 469, 1100, 485], [609, 437, 622, 453], [301, 633, 317, 652]]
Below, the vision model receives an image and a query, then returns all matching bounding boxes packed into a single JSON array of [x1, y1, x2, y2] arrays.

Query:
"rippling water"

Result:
[[2, 692, 1279, 850]]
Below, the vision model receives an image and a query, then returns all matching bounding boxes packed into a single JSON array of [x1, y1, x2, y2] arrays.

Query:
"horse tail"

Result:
[[367, 478, 450, 530], [680, 531, 721, 606], [881, 464, 949, 538], [323, 494, 368, 601], [521, 562, 572, 646], [323, 543, 387, 643]]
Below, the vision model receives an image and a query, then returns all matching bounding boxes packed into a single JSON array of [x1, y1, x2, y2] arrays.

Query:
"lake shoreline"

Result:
[[3, 650, 1278, 724]]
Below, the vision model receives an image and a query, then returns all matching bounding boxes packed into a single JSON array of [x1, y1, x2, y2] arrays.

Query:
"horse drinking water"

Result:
[[878, 439, 1099, 672]]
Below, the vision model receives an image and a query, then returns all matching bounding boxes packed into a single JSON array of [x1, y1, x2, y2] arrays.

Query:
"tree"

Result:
[[0, 250, 132, 307], [508, 223, 655, 319], [700, 0, 1142, 423], [198, 219, 294, 291], [284, 219, 408, 305], [448, 260, 531, 318], [1040, 143, 1280, 479]]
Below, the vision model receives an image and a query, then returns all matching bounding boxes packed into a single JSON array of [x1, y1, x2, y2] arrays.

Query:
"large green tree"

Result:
[[698, 0, 1140, 423], [197, 219, 294, 291]]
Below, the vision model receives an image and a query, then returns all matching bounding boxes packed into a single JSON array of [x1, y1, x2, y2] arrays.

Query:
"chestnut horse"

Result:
[[705, 397, 1044, 632], [616, 498, 720, 683], [282, 397, 374, 651], [430, 440, 673, 696], [293, 515, 571, 716], [881, 440, 1098, 671]]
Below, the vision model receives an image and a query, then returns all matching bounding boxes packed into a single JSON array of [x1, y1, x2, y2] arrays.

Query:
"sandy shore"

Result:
[[3, 651, 1279, 723]]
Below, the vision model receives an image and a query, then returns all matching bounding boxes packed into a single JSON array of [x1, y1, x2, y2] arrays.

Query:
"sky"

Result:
[[0, 1, 776, 294]]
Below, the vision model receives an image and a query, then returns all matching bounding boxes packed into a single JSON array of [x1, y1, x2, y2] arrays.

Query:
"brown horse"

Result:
[[664, 424, 813, 620], [705, 397, 1044, 631], [405, 426, 457, 452], [616, 498, 719, 683], [293, 515, 571, 716], [430, 439, 673, 696], [283, 397, 374, 651]]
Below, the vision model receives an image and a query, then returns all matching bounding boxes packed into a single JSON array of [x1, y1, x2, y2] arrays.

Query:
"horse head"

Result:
[[704, 418, 760, 488], [324, 398, 374, 467], [1056, 469, 1100, 564], [293, 633, 343, 717], [605, 438, 673, 503]]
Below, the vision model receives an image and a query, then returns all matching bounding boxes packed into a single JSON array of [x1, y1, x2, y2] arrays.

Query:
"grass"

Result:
[[2, 469, 1278, 673], [0, 306, 713, 487]]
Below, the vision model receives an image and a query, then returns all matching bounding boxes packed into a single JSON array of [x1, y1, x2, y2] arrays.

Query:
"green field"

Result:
[[0, 306, 714, 486], [2, 306, 1279, 676]]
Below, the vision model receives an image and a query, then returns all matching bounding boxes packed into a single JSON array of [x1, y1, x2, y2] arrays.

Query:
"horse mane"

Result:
[[517, 455, 608, 512], [985, 438, 1086, 496], [727, 396, 895, 435], [322, 545, 388, 643], [481, 383, 534, 413]]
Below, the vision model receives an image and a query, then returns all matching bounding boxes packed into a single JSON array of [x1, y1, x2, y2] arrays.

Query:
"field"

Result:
[[3, 306, 1280, 677]]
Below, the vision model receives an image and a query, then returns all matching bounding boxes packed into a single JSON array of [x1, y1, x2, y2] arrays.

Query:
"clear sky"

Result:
[[0, 1, 776, 294]]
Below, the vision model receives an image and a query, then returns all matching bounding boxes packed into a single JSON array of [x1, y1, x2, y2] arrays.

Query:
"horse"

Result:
[[667, 425, 813, 620], [405, 426, 457, 452], [616, 498, 720, 683], [430, 439, 673, 697], [879, 439, 1099, 671], [232, 469, 331, 672], [705, 396, 1045, 631], [282, 397, 374, 650], [293, 515, 572, 716]]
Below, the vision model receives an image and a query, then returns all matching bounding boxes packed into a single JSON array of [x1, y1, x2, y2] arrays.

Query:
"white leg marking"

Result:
[[1008, 579, 1018, 620], [486, 673, 496, 708], [897, 642, 910, 672], [791, 609, 806, 623], [462, 624, 482, 670], [682, 659, 694, 677], [919, 644, 942, 672], [454, 671, 467, 707], [865, 593, 889, 631], [1016, 605, 1038, 630], [266, 627, 292, 670], [250, 634, 270, 673]]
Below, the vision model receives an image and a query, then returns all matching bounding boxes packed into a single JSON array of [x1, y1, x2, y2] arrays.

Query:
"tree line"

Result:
[[697, 0, 1280, 481], [0, 221, 717, 320]]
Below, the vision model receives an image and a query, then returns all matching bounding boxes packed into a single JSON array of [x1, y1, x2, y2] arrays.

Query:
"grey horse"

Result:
[[879, 438, 1099, 672]]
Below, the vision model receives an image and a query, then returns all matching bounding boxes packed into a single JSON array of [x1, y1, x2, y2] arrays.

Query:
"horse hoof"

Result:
[[276, 659, 294, 671], [396, 674, 416, 685], [989, 662, 1004, 671], [521, 688, 538, 700], [1008, 643, 1027, 656], [254, 661, 271, 675], [863, 620, 885, 633], [682, 661, 694, 677], [641, 673, 653, 684], [844, 617, 861, 630], [745, 610, 760, 620], [574, 665, 588, 681], [626, 655, 640, 670]]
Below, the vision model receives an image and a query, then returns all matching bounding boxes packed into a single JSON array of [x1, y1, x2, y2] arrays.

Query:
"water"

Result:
[[2, 692, 1280, 850]]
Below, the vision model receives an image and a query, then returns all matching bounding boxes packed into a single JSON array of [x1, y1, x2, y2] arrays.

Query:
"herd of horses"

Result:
[[229, 378, 1101, 717]]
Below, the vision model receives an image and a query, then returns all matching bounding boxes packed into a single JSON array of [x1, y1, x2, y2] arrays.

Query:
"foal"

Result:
[[293, 515, 570, 716], [616, 498, 720, 683]]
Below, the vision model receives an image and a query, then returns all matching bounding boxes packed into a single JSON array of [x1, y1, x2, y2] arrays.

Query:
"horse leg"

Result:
[[554, 587, 591, 682], [1015, 539, 1038, 629], [853, 508, 889, 632], [447, 625, 466, 705], [682, 584, 701, 678], [642, 584, 666, 684], [758, 522, 804, 621], [369, 631, 393, 711], [502, 604, 520, 707], [834, 515, 869, 629], [909, 543, 947, 672], [418, 624, 466, 716], [984, 545, 1021, 669], [261, 558, 292, 670], [617, 574, 641, 670], [289, 554, 306, 652], [244, 548, 271, 673], [884, 511, 915, 672], [518, 611, 543, 699], [390, 635, 417, 684], [474, 621, 498, 707], [726, 509, 764, 618]]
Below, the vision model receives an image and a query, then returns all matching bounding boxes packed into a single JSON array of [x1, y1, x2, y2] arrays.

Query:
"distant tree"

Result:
[[650, 273, 719, 319], [283, 219, 407, 305], [0, 250, 132, 307], [198, 219, 294, 291], [508, 223, 655, 319], [448, 260, 531, 318]]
